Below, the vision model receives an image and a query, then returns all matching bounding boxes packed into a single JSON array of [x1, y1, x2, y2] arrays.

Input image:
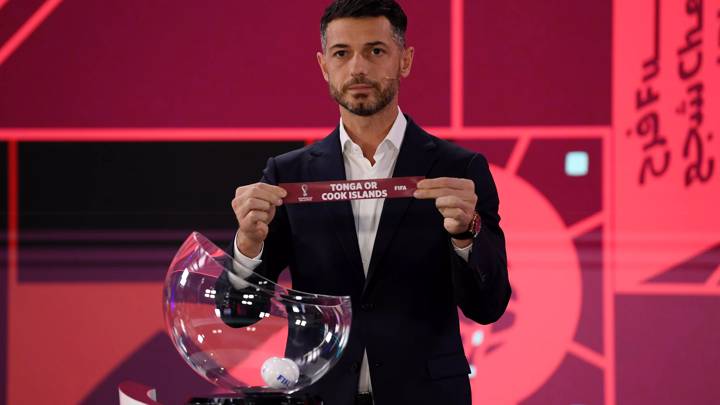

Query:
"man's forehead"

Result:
[[325, 16, 395, 46]]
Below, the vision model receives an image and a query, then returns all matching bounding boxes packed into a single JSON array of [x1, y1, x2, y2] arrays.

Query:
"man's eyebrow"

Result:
[[328, 41, 389, 50]]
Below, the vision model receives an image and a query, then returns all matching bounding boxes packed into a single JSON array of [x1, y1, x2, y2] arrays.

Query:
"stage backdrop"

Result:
[[1, 1, 718, 404]]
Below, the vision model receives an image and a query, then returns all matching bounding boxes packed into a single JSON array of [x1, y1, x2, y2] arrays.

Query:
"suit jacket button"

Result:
[[351, 361, 361, 373], [361, 303, 374, 311]]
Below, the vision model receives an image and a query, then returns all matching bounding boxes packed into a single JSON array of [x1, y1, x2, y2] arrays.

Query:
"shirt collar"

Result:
[[339, 107, 407, 154]]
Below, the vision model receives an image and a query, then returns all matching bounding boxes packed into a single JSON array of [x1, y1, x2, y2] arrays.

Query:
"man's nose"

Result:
[[348, 53, 370, 76]]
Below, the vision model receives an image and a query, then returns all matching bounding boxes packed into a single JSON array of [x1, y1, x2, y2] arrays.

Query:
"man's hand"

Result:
[[231, 183, 287, 258], [413, 177, 477, 247]]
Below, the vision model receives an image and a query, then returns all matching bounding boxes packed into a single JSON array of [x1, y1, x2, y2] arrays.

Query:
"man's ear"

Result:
[[399, 46, 414, 79], [317, 51, 329, 82]]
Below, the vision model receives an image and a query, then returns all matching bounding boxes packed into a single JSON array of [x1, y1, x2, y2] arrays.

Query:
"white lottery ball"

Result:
[[261, 357, 300, 389]]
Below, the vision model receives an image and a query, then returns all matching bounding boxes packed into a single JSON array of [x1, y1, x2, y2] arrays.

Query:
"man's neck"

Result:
[[340, 102, 399, 164]]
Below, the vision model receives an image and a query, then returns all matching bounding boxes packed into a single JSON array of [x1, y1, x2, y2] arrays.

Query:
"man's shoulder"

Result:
[[272, 130, 338, 166], [273, 143, 313, 165], [411, 121, 482, 163], [433, 134, 478, 160]]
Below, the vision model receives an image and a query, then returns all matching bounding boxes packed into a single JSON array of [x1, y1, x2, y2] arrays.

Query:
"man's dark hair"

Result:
[[320, 0, 408, 50]]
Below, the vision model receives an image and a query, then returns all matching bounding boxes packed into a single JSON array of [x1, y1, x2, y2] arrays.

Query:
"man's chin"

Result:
[[349, 109, 377, 117], [334, 91, 394, 116], [344, 104, 381, 116]]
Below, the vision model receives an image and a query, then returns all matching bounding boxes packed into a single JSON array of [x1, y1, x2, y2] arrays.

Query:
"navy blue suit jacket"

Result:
[[230, 116, 510, 404]]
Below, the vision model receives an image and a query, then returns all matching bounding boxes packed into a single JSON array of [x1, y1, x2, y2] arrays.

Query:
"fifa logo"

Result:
[[276, 374, 292, 387], [301, 184, 309, 197]]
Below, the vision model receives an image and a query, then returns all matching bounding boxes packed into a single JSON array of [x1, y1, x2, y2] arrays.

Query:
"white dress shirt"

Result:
[[233, 107, 471, 395]]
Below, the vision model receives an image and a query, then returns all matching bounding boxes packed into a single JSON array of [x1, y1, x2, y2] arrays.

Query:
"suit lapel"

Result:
[[364, 118, 439, 294], [308, 129, 366, 283]]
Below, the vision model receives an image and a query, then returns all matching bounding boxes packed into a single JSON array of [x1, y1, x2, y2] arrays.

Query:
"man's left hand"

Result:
[[413, 177, 477, 247]]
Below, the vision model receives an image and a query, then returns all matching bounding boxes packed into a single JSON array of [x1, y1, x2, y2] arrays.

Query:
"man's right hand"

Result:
[[231, 183, 287, 258]]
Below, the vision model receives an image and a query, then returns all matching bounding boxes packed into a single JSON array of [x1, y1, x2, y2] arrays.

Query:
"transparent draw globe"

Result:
[[163, 232, 352, 395]]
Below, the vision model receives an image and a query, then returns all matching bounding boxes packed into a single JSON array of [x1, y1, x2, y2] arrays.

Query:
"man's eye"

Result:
[[371, 48, 384, 55], [334, 51, 347, 57]]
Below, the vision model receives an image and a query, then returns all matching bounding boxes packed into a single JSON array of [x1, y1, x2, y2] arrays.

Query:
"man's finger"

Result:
[[236, 183, 287, 201], [245, 187, 287, 207], [237, 197, 273, 219], [235, 186, 277, 205], [414, 187, 475, 200], [241, 220, 269, 239], [436, 196, 474, 213], [253, 183, 288, 198], [232, 195, 269, 213], [240, 213, 270, 233], [438, 207, 466, 221], [416, 177, 473, 190], [247, 209, 271, 224]]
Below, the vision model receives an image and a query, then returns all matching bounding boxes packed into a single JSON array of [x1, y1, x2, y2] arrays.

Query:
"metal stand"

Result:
[[187, 392, 322, 405]]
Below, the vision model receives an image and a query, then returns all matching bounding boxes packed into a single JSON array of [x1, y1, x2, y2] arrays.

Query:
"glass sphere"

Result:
[[163, 232, 352, 394]]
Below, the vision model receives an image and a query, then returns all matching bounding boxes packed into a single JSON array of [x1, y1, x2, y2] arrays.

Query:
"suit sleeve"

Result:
[[216, 156, 293, 327], [252, 156, 293, 281], [450, 153, 511, 324]]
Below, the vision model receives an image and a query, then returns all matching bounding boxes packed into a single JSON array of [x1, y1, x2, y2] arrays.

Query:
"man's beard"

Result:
[[329, 75, 398, 117]]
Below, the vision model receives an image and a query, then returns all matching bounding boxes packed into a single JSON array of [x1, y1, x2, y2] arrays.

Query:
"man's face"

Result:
[[317, 17, 413, 116]]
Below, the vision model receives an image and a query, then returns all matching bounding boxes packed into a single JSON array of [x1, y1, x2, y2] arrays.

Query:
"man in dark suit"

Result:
[[227, 1, 511, 403]]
